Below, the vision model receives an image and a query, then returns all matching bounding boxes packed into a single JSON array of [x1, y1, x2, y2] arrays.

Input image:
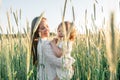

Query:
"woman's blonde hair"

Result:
[[58, 21, 76, 41]]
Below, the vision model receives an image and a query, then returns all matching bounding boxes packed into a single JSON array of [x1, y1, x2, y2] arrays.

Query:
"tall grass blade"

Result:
[[85, 9, 88, 35], [13, 11, 18, 26], [105, 12, 117, 80], [31, 12, 45, 41], [94, 0, 98, 4], [70, 0, 75, 22], [101, 6, 103, 13], [93, 3, 96, 20], [119, 1, 120, 11], [6, 11, 12, 34], [0, 25, 3, 33], [19, 9, 21, 20], [62, 0, 67, 21], [61, 0, 68, 56]]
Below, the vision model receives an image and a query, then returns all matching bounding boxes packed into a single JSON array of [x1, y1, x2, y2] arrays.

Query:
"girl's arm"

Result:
[[42, 42, 63, 67], [50, 38, 63, 58]]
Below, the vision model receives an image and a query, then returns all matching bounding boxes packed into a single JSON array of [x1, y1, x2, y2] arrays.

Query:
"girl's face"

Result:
[[38, 19, 50, 38], [57, 26, 64, 39]]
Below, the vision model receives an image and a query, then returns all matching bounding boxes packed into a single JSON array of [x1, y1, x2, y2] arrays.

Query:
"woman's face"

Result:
[[38, 19, 50, 38]]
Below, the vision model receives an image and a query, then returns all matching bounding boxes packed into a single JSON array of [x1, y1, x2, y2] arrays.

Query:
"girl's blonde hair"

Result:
[[58, 21, 76, 41]]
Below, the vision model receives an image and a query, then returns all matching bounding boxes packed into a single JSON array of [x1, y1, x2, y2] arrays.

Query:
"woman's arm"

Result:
[[43, 41, 64, 67]]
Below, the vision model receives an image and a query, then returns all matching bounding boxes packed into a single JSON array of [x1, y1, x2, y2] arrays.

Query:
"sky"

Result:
[[0, 0, 120, 34]]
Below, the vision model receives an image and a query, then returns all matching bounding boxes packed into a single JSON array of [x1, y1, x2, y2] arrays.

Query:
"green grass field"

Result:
[[0, 0, 120, 80], [0, 30, 120, 80]]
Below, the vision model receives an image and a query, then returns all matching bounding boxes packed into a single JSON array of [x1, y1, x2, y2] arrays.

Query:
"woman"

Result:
[[31, 15, 65, 80]]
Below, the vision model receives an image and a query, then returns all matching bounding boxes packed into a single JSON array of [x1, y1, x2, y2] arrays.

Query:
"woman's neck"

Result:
[[41, 37, 47, 40]]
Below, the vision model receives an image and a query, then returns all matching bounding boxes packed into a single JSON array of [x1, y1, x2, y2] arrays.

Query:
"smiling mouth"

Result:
[[44, 32, 49, 34]]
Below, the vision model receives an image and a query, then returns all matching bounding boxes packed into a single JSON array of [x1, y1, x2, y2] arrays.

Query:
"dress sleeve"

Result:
[[43, 41, 64, 67]]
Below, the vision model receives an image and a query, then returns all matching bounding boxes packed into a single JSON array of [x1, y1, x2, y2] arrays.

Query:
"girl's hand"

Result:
[[51, 38, 58, 44], [54, 38, 58, 44], [54, 75, 59, 80]]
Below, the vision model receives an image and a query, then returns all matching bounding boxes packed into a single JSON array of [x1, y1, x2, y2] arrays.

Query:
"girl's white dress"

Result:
[[56, 41, 75, 80], [37, 38, 64, 80]]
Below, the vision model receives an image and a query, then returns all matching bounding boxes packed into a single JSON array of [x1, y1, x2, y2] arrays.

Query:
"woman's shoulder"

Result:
[[37, 39, 50, 48], [42, 40, 51, 48], [43, 40, 50, 45]]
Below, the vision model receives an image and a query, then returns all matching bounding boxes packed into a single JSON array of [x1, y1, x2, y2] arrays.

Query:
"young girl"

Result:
[[50, 21, 76, 80]]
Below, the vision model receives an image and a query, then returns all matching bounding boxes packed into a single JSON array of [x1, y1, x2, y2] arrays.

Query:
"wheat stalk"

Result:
[[13, 11, 18, 26], [105, 12, 117, 80], [93, 3, 96, 20], [6, 11, 12, 34], [61, 0, 67, 56], [31, 12, 45, 42]]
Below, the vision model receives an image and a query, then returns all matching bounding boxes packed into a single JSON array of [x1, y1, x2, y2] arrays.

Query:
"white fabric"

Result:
[[56, 41, 75, 80], [37, 38, 64, 80], [37, 38, 48, 80]]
